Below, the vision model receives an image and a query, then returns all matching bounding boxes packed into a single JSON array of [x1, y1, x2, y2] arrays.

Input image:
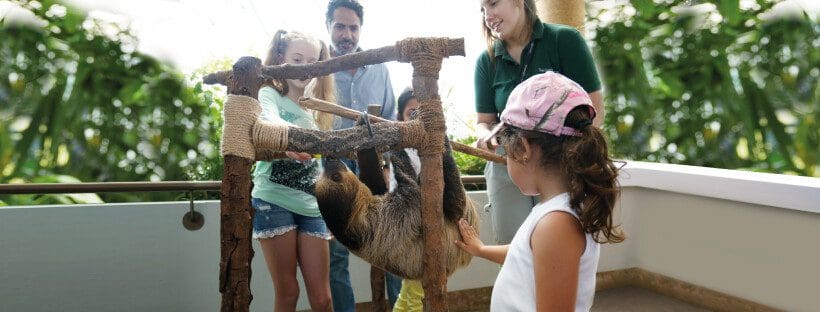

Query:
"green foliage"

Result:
[[451, 136, 488, 191], [590, 0, 818, 176], [452, 1, 818, 178], [451, 135, 488, 175], [187, 58, 232, 181], [1, 0, 816, 208], [0, 0, 225, 202], [2, 174, 103, 206]]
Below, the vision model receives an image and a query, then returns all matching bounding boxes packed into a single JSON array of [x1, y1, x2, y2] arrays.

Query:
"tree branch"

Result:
[[300, 97, 505, 164]]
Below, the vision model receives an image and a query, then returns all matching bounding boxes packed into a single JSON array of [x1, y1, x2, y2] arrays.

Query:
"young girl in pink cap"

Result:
[[455, 72, 623, 311]]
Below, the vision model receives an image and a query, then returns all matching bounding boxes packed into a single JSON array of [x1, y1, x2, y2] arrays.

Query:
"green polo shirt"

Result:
[[475, 20, 601, 115]]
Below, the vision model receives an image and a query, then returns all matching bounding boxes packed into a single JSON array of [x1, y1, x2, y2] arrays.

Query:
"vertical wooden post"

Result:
[[367, 104, 390, 312], [409, 58, 448, 311], [220, 56, 263, 312], [210, 38, 464, 312], [537, 0, 586, 34]]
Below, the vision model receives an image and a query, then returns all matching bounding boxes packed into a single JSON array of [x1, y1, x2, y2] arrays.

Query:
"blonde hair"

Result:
[[264, 30, 336, 130], [481, 0, 538, 59]]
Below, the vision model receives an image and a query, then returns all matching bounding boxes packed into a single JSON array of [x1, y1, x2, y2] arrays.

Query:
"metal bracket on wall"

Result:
[[182, 190, 204, 231]]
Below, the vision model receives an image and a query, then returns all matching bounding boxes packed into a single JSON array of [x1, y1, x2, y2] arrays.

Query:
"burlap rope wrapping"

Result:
[[398, 120, 427, 151], [253, 119, 289, 152], [395, 38, 450, 155], [396, 38, 449, 78], [221, 95, 261, 159], [416, 98, 447, 156]]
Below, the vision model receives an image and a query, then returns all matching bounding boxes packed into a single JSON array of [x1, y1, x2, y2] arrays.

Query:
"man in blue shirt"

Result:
[[327, 2, 396, 131], [324, 1, 400, 311]]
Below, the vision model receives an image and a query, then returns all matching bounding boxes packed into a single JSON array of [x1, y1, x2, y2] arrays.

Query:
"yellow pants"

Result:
[[391, 279, 424, 312]]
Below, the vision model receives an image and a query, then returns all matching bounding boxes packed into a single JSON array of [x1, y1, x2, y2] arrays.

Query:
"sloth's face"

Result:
[[322, 157, 349, 183], [316, 157, 364, 205]]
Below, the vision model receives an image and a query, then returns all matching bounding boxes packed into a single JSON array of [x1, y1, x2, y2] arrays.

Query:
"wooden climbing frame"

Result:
[[206, 37, 498, 312]]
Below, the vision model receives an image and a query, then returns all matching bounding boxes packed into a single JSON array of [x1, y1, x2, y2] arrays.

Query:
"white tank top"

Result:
[[490, 193, 600, 311]]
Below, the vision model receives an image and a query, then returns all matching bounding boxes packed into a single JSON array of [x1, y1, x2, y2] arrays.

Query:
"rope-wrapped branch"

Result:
[[221, 96, 426, 160], [253, 119, 425, 157], [300, 97, 506, 164], [215, 38, 467, 312], [221, 95, 260, 160], [204, 37, 464, 85]]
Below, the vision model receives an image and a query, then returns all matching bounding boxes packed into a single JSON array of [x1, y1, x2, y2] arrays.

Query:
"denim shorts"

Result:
[[251, 198, 331, 240]]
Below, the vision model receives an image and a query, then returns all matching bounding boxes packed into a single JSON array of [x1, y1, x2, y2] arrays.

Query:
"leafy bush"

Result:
[[590, 0, 817, 176], [2, 0, 815, 207], [451, 135, 487, 175], [1, 0, 225, 202]]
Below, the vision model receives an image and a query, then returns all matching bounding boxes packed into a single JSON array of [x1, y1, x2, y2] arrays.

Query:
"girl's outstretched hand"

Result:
[[454, 218, 483, 256]]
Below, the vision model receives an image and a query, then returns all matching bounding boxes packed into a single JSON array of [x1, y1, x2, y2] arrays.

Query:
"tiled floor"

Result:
[[592, 286, 710, 312], [344, 286, 710, 311]]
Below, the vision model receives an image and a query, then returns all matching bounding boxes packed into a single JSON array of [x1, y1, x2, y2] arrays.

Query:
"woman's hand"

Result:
[[474, 132, 499, 152], [474, 113, 500, 152], [454, 218, 484, 257], [285, 151, 313, 162]]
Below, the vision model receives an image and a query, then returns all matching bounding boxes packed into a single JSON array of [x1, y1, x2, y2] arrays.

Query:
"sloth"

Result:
[[315, 139, 479, 280]]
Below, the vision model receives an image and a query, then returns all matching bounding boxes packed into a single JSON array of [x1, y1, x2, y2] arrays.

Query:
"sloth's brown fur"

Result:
[[315, 145, 479, 280]]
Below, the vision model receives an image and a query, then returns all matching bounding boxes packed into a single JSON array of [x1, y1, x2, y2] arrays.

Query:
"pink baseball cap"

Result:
[[492, 71, 595, 138]]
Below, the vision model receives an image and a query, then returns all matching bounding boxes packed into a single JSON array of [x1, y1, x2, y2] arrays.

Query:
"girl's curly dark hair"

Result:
[[498, 107, 624, 244]]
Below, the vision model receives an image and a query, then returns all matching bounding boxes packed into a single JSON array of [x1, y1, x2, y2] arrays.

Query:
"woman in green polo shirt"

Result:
[[474, 0, 604, 244]]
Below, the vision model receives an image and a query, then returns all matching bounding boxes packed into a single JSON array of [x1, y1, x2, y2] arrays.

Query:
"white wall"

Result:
[[0, 201, 222, 312], [596, 162, 820, 311], [619, 188, 820, 311], [0, 194, 499, 312], [1, 161, 817, 311]]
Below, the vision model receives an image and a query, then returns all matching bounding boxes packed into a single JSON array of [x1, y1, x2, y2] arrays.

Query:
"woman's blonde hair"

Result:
[[481, 0, 538, 57], [264, 30, 336, 130]]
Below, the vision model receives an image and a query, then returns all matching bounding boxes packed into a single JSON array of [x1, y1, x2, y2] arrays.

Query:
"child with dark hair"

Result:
[[456, 72, 623, 311], [396, 87, 418, 122], [475, 0, 604, 247]]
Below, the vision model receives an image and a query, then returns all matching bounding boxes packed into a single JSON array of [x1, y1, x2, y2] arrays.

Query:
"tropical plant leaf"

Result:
[[591, 0, 816, 176]]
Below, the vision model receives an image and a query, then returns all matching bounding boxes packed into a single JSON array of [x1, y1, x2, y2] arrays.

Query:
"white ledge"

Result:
[[618, 161, 820, 214]]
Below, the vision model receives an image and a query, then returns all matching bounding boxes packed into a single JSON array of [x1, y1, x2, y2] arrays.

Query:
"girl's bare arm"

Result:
[[532, 212, 585, 311], [454, 218, 508, 264]]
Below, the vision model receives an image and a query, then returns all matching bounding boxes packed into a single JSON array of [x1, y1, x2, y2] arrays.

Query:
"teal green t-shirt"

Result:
[[251, 86, 322, 217], [475, 20, 602, 115]]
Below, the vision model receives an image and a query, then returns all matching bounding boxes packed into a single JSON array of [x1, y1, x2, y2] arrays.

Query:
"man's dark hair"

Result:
[[326, 0, 364, 26]]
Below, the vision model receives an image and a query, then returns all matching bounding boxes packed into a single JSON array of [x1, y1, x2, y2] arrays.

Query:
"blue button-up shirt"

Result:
[[332, 63, 397, 129]]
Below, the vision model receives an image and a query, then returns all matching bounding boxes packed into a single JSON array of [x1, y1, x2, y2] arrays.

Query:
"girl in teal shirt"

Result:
[[251, 30, 335, 312]]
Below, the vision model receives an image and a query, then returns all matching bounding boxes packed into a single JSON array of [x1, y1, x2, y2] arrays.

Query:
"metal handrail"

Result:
[[0, 176, 486, 195], [0, 181, 220, 195], [460, 175, 486, 185]]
